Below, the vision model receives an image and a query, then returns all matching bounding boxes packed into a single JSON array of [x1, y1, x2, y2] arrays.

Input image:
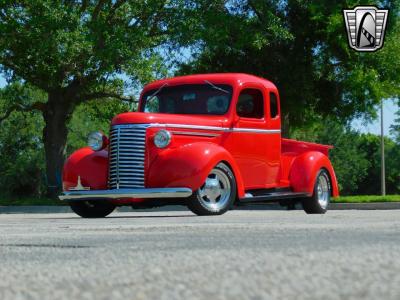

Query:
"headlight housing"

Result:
[[154, 130, 171, 148], [88, 131, 107, 151]]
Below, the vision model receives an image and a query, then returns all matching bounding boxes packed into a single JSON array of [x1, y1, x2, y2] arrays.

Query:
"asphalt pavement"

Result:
[[1, 209, 400, 300]]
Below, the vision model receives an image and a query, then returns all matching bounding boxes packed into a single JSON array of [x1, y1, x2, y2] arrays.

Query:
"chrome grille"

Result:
[[108, 124, 148, 189]]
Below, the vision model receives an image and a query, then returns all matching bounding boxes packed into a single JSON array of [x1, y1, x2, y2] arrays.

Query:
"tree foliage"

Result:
[[0, 0, 196, 89], [0, 84, 46, 196], [0, 83, 129, 197], [0, 0, 199, 195], [391, 100, 400, 143], [180, 0, 400, 134], [356, 134, 400, 195]]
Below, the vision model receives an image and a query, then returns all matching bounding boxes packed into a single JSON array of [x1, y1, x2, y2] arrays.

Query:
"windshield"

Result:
[[140, 84, 233, 115]]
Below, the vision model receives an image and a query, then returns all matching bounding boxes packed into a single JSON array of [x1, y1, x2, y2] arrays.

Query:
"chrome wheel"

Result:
[[317, 173, 330, 209], [187, 163, 236, 216], [198, 168, 232, 212], [301, 169, 331, 214]]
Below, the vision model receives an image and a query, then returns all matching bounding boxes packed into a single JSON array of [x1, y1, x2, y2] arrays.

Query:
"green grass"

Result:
[[332, 195, 400, 203], [0, 196, 65, 206]]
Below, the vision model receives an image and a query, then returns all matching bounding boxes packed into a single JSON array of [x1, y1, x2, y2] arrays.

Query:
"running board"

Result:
[[239, 192, 309, 203]]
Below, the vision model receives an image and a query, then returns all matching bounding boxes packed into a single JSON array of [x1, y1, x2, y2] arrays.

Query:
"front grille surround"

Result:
[[108, 124, 149, 189]]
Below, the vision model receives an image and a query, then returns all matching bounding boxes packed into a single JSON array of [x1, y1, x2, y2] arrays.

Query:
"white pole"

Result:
[[381, 99, 386, 196]]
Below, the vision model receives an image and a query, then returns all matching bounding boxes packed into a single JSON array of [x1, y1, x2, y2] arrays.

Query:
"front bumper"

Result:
[[59, 188, 193, 201]]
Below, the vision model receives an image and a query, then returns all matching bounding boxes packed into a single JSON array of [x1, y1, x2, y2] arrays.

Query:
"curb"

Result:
[[237, 202, 400, 211], [1, 202, 400, 214], [0, 205, 188, 214], [329, 202, 400, 210], [0, 206, 72, 214]]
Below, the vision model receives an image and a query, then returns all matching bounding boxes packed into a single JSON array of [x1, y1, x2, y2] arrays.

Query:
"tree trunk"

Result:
[[43, 91, 75, 198]]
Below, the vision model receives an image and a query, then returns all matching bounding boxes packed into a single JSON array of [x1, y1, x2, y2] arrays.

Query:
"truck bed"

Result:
[[281, 138, 333, 156], [278, 138, 333, 187]]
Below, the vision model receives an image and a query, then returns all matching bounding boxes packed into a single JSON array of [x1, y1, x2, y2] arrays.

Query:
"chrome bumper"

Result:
[[59, 188, 193, 201]]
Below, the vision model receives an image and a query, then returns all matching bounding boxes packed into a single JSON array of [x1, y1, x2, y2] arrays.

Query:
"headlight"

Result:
[[154, 130, 171, 148], [88, 131, 106, 151]]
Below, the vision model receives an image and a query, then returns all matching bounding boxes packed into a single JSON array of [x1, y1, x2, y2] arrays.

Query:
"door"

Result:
[[223, 86, 280, 189]]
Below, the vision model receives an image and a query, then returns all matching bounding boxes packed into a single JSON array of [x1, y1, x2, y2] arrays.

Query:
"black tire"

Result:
[[301, 169, 331, 214], [187, 163, 236, 216], [69, 200, 116, 218]]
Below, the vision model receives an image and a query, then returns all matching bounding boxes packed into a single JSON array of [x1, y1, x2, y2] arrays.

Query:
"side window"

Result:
[[270, 92, 279, 118], [236, 89, 264, 119]]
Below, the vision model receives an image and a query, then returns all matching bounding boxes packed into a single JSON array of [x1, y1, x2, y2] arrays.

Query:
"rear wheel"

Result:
[[301, 169, 331, 214], [187, 163, 236, 216], [69, 200, 116, 218]]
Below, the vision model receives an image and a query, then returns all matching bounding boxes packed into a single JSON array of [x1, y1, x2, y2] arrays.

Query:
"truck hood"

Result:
[[112, 112, 230, 128]]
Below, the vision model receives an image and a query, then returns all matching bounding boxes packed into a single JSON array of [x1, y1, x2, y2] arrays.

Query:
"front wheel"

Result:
[[187, 163, 236, 216], [69, 200, 116, 218], [301, 169, 331, 214]]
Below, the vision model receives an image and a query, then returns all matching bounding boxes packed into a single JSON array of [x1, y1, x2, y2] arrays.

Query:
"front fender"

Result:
[[62, 147, 108, 191], [289, 151, 339, 197], [147, 142, 245, 198]]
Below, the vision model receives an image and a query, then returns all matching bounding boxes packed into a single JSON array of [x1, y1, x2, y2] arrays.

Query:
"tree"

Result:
[[390, 100, 400, 143], [0, 0, 196, 196], [0, 82, 131, 198], [355, 134, 400, 195], [180, 0, 400, 135], [0, 83, 46, 196]]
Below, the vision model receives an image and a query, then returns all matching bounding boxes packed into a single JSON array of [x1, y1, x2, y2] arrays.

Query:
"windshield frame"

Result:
[[139, 83, 234, 116]]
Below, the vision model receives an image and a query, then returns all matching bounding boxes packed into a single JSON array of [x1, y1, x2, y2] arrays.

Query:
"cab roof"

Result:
[[142, 73, 278, 93]]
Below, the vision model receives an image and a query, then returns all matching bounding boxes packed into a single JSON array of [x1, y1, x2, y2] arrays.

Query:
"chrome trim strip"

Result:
[[59, 188, 193, 201], [150, 123, 227, 131], [231, 128, 281, 134], [149, 123, 281, 134], [171, 131, 220, 137], [113, 124, 150, 129]]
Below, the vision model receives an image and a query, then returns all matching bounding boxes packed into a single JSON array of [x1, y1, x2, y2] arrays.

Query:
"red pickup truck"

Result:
[[60, 73, 339, 218]]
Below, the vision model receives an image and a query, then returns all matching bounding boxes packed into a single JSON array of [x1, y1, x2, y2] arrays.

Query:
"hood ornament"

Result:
[[69, 176, 90, 191]]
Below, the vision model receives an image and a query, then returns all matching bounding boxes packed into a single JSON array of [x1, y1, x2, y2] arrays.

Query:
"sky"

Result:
[[0, 75, 398, 137], [351, 98, 398, 137]]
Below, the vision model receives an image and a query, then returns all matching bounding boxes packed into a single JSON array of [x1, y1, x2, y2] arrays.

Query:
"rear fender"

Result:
[[147, 142, 245, 198], [289, 151, 339, 197]]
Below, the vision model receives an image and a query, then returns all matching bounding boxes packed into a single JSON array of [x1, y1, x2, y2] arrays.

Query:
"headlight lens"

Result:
[[88, 131, 105, 151], [154, 130, 171, 148]]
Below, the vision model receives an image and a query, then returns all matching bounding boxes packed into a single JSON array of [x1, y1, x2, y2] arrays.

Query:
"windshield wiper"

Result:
[[204, 80, 230, 94], [146, 82, 169, 103]]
